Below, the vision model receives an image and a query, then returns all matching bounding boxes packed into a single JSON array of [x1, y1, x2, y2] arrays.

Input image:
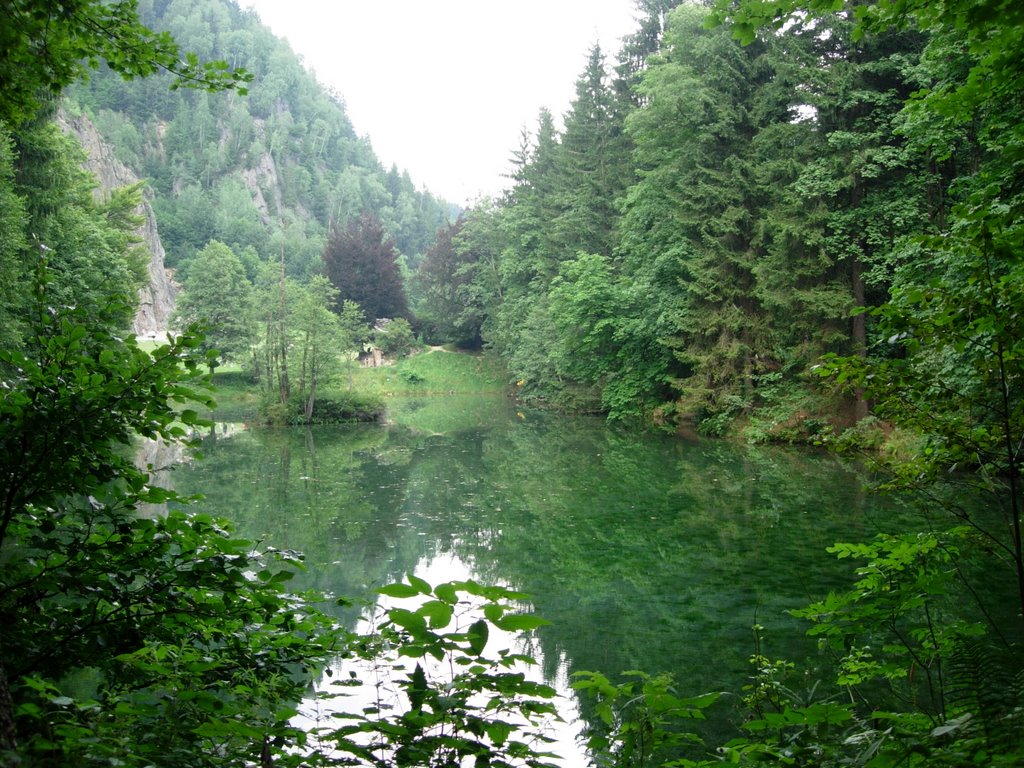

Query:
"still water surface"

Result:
[[170, 395, 911, 762]]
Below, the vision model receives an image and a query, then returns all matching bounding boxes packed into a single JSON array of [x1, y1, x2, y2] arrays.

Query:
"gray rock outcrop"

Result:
[[58, 110, 177, 338]]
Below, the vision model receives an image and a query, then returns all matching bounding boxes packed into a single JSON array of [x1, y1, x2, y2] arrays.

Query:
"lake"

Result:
[[167, 395, 913, 763]]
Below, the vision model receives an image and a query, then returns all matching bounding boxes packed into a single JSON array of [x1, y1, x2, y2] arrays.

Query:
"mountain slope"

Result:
[[67, 0, 452, 285], [58, 109, 178, 337]]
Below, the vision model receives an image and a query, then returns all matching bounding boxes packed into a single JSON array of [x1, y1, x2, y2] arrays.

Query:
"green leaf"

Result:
[[388, 608, 427, 633], [407, 663, 428, 712], [434, 582, 458, 604], [417, 600, 453, 629], [483, 603, 504, 623], [378, 583, 421, 599], [407, 572, 432, 594], [467, 618, 489, 655]]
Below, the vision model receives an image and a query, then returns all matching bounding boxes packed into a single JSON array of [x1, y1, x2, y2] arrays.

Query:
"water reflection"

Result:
[[296, 551, 587, 766], [168, 400, 912, 762], [133, 422, 247, 516]]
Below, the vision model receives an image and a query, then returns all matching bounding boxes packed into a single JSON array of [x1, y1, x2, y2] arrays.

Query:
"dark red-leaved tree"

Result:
[[322, 212, 409, 324]]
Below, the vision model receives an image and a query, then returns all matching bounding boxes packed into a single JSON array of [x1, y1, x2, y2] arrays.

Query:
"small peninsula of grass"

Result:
[[206, 348, 510, 425], [350, 348, 509, 397]]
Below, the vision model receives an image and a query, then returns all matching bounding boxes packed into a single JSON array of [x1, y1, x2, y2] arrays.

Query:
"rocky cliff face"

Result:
[[58, 110, 177, 338]]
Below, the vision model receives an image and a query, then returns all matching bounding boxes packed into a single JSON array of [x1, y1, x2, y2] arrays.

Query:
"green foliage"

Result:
[[5, 506, 339, 767], [303, 392, 384, 423], [740, 371, 833, 444], [0, 285, 572, 768], [942, 640, 1024, 762], [374, 317, 417, 358], [248, 261, 371, 420], [549, 254, 622, 387], [5, 0, 1024, 764], [572, 670, 719, 767], [0, 0, 251, 126], [703, 532, 1022, 768], [0, 5, 685, 767], [310, 575, 560, 768], [2, 117, 150, 336], [173, 239, 254, 364], [0, 124, 29, 348], [0, 278, 215, 545], [257, 389, 385, 426], [294, 275, 347, 421], [0, 286, 344, 766], [67, 0, 451, 287], [713, 642, 856, 767], [572, 530, 1020, 767], [829, 415, 888, 453], [549, 45, 633, 260], [814, 182, 1024, 624], [438, 0, 944, 434], [458, 47, 640, 417], [415, 217, 486, 346], [794, 532, 986, 692]]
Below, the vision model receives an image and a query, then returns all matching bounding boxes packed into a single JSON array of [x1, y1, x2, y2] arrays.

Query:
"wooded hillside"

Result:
[[68, 0, 453, 284]]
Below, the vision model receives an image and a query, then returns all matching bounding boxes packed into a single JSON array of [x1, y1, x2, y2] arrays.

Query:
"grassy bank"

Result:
[[204, 348, 511, 424], [344, 348, 509, 397], [203, 369, 262, 422]]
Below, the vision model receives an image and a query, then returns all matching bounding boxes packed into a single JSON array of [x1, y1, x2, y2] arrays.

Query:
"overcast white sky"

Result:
[[243, 1, 640, 205]]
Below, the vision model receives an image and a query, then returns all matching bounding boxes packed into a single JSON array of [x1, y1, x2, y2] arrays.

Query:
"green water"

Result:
[[171, 396, 913, 758]]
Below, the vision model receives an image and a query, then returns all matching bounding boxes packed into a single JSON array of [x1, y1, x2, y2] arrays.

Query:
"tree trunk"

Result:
[[0, 663, 16, 755], [298, 331, 309, 408], [277, 249, 290, 404], [264, 319, 275, 395], [852, 255, 869, 422], [304, 374, 316, 423]]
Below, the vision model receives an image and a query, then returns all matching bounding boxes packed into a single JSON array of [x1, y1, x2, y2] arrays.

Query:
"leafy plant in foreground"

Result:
[[0, 284, 343, 765], [572, 670, 720, 768], [309, 575, 562, 768]]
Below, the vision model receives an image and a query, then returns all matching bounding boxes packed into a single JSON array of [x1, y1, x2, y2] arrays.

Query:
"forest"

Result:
[[422, 0, 1021, 438], [1, 0, 1022, 766]]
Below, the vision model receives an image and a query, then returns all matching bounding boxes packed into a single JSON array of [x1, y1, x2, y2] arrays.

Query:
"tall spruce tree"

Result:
[[483, 110, 562, 396], [620, 4, 780, 424], [415, 217, 487, 347], [550, 44, 633, 260], [765, 12, 931, 419]]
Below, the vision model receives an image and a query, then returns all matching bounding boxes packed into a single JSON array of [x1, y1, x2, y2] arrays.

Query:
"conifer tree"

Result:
[[755, 13, 932, 417], [620, 4, 778, 422], [550, 44, 633, 260], [416, 217, 486, 346]]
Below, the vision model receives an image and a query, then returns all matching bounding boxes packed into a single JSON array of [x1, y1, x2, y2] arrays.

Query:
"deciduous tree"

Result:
[[173, 239, 254, 365], [322, 211, 409, 324], [0, 0, 251, 126]]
